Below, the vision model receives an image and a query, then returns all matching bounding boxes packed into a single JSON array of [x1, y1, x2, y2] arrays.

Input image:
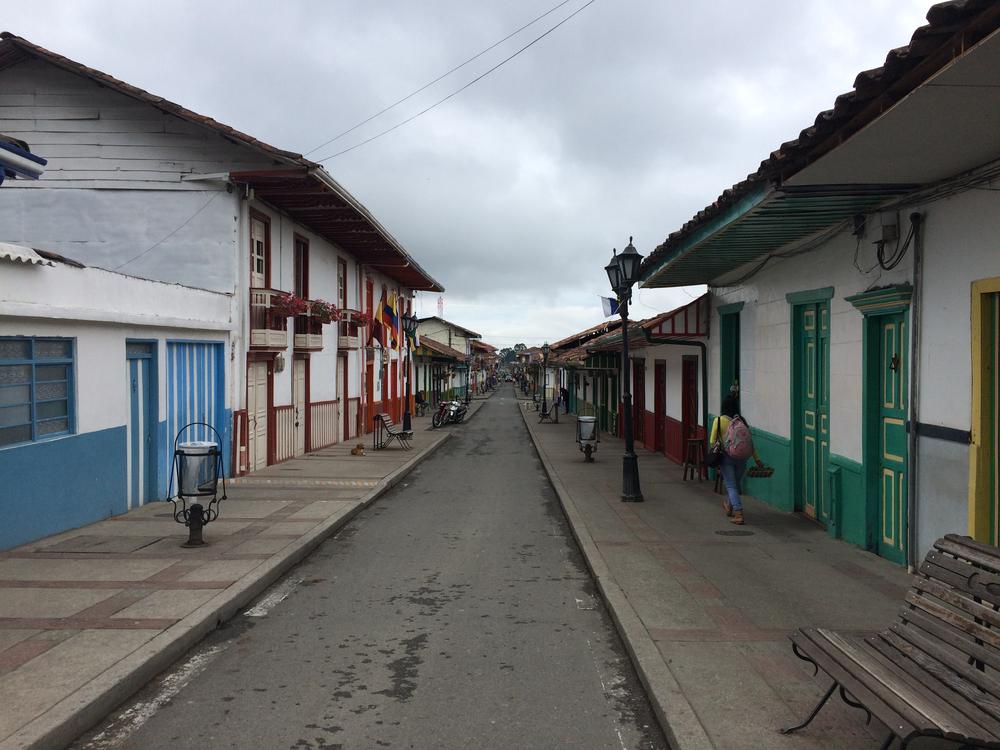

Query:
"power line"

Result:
[[315, 0, 597, 162], [304, 0, 578, 156]]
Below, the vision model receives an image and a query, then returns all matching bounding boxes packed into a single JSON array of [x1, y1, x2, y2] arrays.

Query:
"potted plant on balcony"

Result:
[[351, 311, 374, 328], [272, 292, 308, 318], [309, 299, 340, 324]]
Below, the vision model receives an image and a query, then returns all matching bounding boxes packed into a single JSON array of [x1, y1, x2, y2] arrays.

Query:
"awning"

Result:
[[640, 183, 909, 287], [0, 242, 54, 266]]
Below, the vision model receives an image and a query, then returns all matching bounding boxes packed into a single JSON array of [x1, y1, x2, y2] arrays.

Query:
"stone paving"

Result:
[[516, 387, 926, 750], [0, 394, 491, 750]]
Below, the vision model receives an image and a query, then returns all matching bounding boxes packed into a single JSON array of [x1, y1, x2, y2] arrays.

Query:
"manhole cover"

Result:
[[715, 529, 755, 536]]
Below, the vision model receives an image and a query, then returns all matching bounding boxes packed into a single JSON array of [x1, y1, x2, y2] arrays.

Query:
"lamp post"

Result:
[[541, 342, 550, 414], [402, 313, 418, 432], [605, 237, 644, 502]]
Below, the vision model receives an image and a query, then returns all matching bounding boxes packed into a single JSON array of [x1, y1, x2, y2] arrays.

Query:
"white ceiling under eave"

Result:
[[787, 27, 1000, 187], [0, 242, 53, 266]]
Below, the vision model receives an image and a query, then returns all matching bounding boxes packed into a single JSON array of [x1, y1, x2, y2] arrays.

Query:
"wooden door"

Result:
[[250, 216, 267, 289], [126, 344, 156, 508], [247, 361, 269, 471], [796, 302, 830, 523], [654, 362, 666, 453], [339, 353, 350, 441], [876, 314, 908, 563], [391, 360, 399, 421], [633, 359, 645, 443], [292, 358, 306, 457], [681, 357, 697, 439], [365, 359, 375, 433], [989, 294, 1000, 544]]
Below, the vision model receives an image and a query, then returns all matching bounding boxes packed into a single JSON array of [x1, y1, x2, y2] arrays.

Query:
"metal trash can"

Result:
[[576, 416, 598, 462], [176, 441, 220, 496]]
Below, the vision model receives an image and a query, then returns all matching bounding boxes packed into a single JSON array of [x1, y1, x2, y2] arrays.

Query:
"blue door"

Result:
[[126, 342, 157, 508]]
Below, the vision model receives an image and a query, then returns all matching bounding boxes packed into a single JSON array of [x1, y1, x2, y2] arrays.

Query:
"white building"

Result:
[[0, 33, 443, 481], [0, 244, 233, 549], [639, 3, 1000, 566]]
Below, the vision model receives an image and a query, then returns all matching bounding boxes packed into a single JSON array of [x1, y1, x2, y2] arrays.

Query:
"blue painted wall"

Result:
[[0, 426, 127, 550]]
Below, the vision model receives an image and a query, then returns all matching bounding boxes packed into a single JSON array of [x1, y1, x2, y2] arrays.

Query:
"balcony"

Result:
[[338, 311, 364, 350], [294, 313, 325, 351], [249, 288, 289, 349]]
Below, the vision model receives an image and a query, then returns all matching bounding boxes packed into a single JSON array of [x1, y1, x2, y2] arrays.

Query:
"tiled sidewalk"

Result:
[[0, 395, 491, 750], [520, 400, 920, 749]]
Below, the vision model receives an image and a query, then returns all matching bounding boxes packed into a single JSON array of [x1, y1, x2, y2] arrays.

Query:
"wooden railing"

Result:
[[273, 404, 295, 463], [293, 313, 324, 350], [250, 288, 289, 348], [310, 400, 339, 450]]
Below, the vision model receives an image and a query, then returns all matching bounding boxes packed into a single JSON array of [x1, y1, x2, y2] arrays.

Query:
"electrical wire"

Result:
[[113, 190, 224, 271], [304, 0, 578, 156], [315, 0, 597, 162]]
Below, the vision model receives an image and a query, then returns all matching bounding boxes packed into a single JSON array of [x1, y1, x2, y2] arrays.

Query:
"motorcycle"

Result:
[[432, 399, 468, 428]]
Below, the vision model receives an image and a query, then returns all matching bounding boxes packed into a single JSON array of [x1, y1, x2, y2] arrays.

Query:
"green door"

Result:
[[796, 302, 830, 524], [876, 314, 908, 563], [989, 294, 1000, 545]]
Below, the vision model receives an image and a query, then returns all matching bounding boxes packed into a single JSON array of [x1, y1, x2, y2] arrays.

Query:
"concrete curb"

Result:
[[519, 407, 715, 750], [3, 431, 454, 750]]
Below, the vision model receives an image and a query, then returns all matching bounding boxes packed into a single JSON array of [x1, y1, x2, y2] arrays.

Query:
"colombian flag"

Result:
[[383, 292, 399, 348]]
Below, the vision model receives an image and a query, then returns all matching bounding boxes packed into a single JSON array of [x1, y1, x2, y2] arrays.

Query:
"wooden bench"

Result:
[[373, 413, 412, 451], [783, 534, 1000, 749]]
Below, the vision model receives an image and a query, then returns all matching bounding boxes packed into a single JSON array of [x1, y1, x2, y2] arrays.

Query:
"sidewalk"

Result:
[[520, 396, 915, 750], [0, 394, 492, 750]]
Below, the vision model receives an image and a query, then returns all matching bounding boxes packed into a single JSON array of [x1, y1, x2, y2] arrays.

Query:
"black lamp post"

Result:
[[605, 237, 644, 502], [541, 342, 550, 413], [402, 313, 418, 432]]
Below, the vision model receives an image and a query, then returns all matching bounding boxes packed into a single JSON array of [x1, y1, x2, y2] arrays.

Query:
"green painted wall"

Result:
[[745, 425, 793, 511], [828, 454, 865, 548]]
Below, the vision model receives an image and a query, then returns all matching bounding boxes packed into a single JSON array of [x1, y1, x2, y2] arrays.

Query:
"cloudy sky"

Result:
[[7, 0, 933, 348]]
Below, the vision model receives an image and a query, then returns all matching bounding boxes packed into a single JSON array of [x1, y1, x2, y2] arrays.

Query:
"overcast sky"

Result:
[[7, 0, 933, 348]]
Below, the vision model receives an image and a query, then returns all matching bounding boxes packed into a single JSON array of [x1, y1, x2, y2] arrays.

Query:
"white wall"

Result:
[[0, 260, 234, 433]]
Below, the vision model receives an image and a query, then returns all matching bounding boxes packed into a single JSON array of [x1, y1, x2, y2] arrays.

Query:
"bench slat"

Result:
[[905, 591, 1000, 651], [937, 536, 1000, 576], [911, 578, 1000, 630], [818, 629, 980, 739], [884, 625, 1000, 721], [921, 551, 1000, 608], [870, 631, 1000, 738], [793, 629, 922, 739], [898, 608, 1000, 674]]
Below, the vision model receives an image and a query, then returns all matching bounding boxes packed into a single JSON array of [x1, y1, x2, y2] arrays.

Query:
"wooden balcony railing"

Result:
[[293, 314, 324, 351], [250, 288, 290, 349]]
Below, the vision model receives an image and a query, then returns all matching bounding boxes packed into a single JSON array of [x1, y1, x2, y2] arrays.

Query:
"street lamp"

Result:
[[541, 342, 550, 414], [402, 312, 418, 432], [605, 237, 644, 502]]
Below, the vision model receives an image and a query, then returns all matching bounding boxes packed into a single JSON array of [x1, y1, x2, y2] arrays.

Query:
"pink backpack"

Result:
[[724, 416, 754, 460]]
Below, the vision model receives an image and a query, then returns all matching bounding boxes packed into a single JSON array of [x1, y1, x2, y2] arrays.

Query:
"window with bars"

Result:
[[0, 337, 75, 447]]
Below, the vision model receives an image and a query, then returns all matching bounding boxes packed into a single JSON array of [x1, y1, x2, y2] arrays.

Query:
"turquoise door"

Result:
[[876, 314, 908, 564], [795, 302, 830, 524], [126, 342, 156, 508]]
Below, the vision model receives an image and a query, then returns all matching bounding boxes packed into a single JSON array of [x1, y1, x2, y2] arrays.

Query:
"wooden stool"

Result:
[[682, 438, 705, 481]]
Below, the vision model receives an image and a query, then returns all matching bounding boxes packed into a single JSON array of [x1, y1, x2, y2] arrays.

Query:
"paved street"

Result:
[[73, 393, 666, 750]]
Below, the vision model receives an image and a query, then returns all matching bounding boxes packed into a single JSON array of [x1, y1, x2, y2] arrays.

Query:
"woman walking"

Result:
[[709, 394, 763, 525]]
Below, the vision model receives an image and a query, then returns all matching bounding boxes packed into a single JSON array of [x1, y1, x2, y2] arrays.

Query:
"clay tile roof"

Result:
[[419, 337, 465, 361]]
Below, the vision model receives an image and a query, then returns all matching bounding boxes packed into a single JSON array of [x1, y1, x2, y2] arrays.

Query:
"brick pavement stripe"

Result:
[[0, 641, 58, 674], [0, 618, 176, 630]]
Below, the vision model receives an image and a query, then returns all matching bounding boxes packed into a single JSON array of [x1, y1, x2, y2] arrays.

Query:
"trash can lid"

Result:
[[178, 440, 218, 451], [577, 416, 596, 422]]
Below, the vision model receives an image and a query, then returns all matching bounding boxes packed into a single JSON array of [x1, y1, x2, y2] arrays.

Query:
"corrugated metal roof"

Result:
[[0, 242, 54, 266], [640, 0, 1000, 288]]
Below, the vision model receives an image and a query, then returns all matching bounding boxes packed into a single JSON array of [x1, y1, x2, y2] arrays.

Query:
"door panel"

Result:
[[293, 359, 306, 457], [797, 302, 830, 524], [251, 218, 267, 288], [877, 314, 907, 563], [633, 360, 645, 443], [248, 361, 269, 471], [126, 349, 156, 508], [682, 358, 697, 439], [654, 362, 666, 453]]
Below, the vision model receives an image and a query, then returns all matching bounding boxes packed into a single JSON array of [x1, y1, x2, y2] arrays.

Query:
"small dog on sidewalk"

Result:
[[350, 443, 365, 456]]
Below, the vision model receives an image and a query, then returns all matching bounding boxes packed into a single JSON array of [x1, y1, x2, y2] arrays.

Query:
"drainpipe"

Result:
[[907, 212, 924, 572], [641, 331, 710, 452]]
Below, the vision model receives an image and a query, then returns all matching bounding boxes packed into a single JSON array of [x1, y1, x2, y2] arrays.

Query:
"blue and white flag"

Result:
[[601, 296, 619, 318]]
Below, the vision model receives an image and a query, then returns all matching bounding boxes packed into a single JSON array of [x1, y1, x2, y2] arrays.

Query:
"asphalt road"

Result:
[[74, 391, 667, 750]]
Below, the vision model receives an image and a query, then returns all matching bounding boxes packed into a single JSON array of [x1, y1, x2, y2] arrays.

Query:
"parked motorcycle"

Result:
[[432, 399, 468, 428]]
